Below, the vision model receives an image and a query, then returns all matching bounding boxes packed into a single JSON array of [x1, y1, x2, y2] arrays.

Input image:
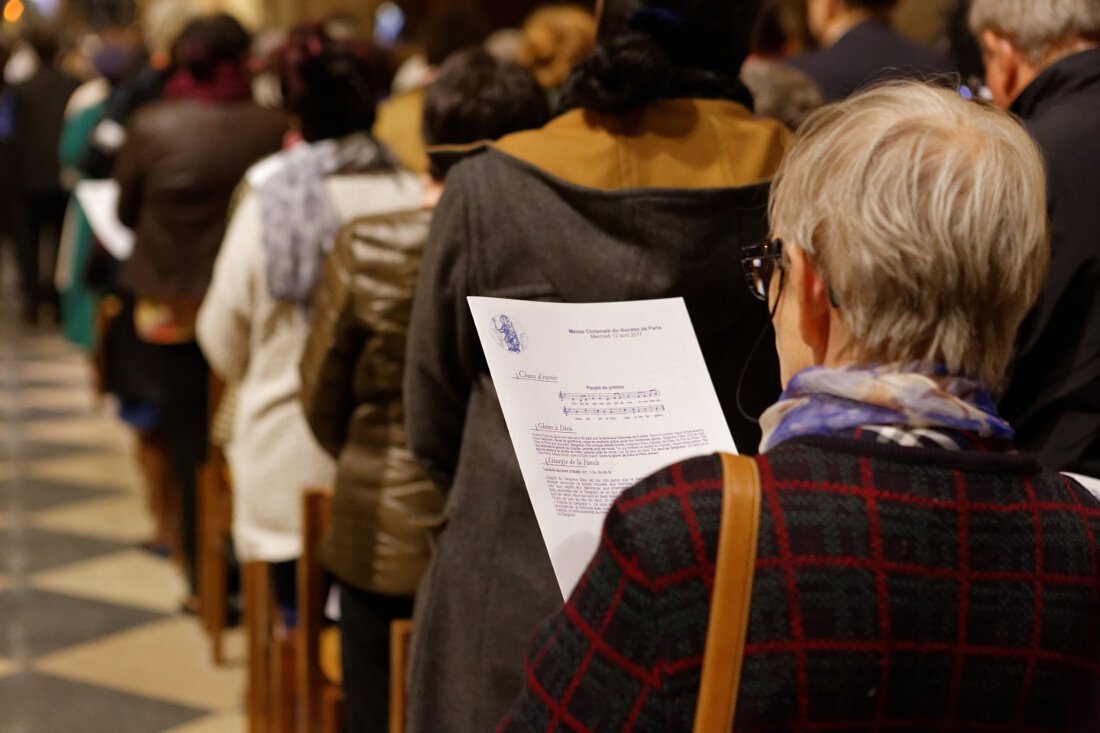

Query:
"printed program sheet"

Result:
[[468, 296, 736, 597]]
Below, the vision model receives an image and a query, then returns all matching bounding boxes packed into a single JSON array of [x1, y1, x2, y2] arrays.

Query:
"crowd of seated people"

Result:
[[3, 0, 1099, 730]]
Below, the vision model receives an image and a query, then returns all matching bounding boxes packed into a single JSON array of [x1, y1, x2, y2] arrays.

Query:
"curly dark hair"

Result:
[[557, 0, 762, 115], [273, 23, 392, 142], [423, 48, 551, 178]]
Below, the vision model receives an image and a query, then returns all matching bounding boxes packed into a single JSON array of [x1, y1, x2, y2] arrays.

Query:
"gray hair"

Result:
[[969, 0, 1100, 64], [741, 58, 824, 130], [769, 82, 1049, 389]]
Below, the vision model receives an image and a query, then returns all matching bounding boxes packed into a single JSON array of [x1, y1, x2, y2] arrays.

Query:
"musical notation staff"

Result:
[[559, 389, 661, 403], [562, 405, 666, 416]]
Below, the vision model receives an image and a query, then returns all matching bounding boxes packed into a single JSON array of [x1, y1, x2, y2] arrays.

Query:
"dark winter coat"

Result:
[[402, 98, 789, 733], [11, 66, 79, 191], [501, 437, 1100, 732], [1000, 48, 1100, 477], [115, 99, 286, 299], [787, 20, 954, 102]]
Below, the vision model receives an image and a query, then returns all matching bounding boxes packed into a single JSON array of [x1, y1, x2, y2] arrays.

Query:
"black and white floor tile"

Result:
[[1, 293, 245, 732]]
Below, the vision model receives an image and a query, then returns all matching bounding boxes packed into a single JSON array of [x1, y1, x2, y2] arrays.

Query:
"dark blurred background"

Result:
[[3, 0, 951, 45]]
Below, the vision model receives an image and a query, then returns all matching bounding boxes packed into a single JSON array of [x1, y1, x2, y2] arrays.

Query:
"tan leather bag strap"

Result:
[[693, 453, 762, 733]]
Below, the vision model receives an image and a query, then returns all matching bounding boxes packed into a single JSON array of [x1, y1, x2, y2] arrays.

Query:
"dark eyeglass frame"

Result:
[[741, 237, 841, 310], [741, 238, 786, 304]]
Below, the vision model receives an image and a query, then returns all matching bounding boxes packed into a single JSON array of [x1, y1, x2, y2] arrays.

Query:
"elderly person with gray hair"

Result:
[[970, 0, 1100, 478], [499, 82, 1100, 732]]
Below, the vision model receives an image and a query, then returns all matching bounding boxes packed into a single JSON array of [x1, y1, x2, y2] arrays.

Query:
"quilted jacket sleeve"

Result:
[[299, 225, 363, 458]]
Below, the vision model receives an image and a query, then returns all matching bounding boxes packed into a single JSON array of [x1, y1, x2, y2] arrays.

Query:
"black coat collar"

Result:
[[1012, 46, 1100, 120]]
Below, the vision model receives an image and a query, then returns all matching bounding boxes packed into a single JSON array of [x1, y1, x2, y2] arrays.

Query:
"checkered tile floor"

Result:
[[0, 296, 245, 731]]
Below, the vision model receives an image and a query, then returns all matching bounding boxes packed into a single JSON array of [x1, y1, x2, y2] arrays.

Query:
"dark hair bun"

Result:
[[558, 31, 674, 114], [275, 23, 391, 142], [557, 0, 760, 115]]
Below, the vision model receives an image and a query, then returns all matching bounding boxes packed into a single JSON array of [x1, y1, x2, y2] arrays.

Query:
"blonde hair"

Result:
[[516, 4, 597, 90], [769, 82, 1050, 389], [969, 0, 1100, 65]]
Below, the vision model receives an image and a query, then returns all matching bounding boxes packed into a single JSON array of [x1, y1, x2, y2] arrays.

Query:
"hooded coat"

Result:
[[402, 97, 789, 732]]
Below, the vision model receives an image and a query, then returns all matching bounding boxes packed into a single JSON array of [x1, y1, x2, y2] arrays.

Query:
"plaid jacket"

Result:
[[498, 435, 1100, 732]]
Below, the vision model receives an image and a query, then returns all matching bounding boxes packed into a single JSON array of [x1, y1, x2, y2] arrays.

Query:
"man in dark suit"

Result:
[[10, 27, 79, 324], [787, 0, 954, 101], [970, 0, 1100, 476]]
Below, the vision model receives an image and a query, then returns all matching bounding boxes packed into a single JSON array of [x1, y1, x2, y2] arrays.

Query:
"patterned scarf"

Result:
[[257, 133, 393, 305], [759, 365, 1014, 453]]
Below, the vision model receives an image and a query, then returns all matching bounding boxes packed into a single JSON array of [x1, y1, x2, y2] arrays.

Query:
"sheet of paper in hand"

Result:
[[468, 296, 736, 597], [75, 179, 134, 261]]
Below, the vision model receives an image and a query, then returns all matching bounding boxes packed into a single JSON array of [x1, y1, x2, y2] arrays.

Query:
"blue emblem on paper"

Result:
[[492, 315, 528, 353]]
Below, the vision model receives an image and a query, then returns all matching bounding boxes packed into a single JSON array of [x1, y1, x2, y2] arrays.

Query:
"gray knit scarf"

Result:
[[257, 133, 393, 305]]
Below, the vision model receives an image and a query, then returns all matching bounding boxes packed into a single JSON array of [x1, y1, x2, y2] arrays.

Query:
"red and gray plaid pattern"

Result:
[[498, 435, 1100, 732]]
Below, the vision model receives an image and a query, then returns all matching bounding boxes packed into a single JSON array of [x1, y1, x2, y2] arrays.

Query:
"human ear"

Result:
[[980, 29, 1021, 109], [790, 248, 833, 366]]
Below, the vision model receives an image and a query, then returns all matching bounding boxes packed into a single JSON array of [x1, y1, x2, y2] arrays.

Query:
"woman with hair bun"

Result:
[[402, 1, 789, 730], [196, 27, 424, 728]]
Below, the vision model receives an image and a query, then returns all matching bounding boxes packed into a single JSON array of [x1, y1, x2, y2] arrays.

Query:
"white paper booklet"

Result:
[[468, 296, 737, 598], [1064, 473, 1100, 502], [74, 179, 134, 261]]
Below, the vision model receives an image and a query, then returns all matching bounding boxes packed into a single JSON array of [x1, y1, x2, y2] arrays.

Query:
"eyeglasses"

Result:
[[741, 238, 785, 303], [741, 238, 842, 309]]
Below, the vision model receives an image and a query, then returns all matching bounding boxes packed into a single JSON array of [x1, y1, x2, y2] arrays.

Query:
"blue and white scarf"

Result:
[[257, 133, 394, 306], [759, 365, 1014, 453]]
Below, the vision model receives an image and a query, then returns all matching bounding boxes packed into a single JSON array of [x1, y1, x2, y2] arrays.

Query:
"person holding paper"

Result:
[[499, 83, 1100, 731], [402, 0, 790, 729]]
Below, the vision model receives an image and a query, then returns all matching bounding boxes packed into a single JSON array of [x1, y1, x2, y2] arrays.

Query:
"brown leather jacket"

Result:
[[300, 208, 444, 596], [115, 99, 287, 300]]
